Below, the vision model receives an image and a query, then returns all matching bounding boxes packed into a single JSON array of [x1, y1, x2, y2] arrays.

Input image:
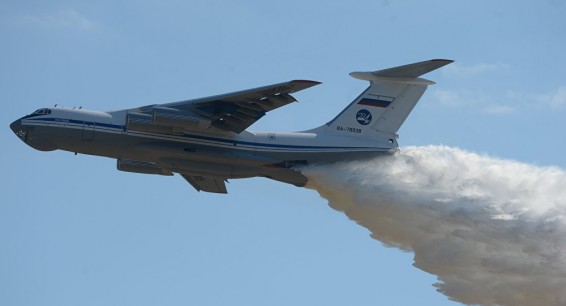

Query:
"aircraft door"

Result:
[[82, 122, 95, 141]]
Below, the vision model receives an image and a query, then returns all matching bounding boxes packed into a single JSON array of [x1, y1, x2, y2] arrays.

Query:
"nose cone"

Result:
[[10, 117, 57, 151], [10, 118, 24, 139], [10, 118, 21, 130]]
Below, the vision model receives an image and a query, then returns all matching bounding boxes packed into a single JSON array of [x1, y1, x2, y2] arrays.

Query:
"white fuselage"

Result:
[[10, 59, 452, 192], [11, 106, 397, 179]]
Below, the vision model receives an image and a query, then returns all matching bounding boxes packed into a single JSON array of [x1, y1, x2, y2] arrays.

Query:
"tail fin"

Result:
[[317, 59, 452, 139]]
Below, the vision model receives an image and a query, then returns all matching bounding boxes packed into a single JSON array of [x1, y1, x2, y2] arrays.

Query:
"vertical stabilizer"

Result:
[[316, 59, 452, 140]]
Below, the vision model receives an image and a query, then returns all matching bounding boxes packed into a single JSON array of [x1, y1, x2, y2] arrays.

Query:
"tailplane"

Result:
[[315, 59, 452, 140]]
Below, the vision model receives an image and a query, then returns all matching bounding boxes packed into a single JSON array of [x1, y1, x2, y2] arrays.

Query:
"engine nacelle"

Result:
[[126, 112, 172, 134], [117, 159, 173, 176], [126, 108, 211, 134], [152, 107, 211, 130]]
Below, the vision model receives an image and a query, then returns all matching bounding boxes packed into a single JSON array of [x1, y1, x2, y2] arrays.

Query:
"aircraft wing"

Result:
[[181, 174, 228, 194], [133, 80, 320, 134]]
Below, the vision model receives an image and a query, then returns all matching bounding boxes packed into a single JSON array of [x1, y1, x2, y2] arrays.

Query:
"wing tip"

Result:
[[291, 79, 322, 85], [430, 58, 454, 63]]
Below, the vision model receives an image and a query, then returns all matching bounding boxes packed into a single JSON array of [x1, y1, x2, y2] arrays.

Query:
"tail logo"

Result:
[[356, 109, 372, 125]]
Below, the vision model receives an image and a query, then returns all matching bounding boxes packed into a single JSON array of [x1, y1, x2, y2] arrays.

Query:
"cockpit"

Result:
[[23, 108, 52, 119], [32, 108, 52, 115]]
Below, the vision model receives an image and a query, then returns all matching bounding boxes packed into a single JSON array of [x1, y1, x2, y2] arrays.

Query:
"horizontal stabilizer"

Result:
[[350, 59, 453, 82]]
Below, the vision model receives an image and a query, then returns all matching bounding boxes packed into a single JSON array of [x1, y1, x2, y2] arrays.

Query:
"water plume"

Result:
[[304, 146, 566, 306]]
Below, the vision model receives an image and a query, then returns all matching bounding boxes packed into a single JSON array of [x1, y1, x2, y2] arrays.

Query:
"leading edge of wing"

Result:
[[126, 79, 321, 135], [162, 79, 321, 110], [166, 80, 320, 134]]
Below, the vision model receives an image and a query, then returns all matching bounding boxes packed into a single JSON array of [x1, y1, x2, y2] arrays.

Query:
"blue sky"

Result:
[[2, 1, 565, 305]]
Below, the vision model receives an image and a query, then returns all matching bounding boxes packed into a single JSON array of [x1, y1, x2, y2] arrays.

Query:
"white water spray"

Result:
[[304, 146, 566, 306]]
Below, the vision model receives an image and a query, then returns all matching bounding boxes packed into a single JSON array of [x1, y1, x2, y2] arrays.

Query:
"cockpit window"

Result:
[[23, 108, 52, 119], [32, 108, 51, 115]]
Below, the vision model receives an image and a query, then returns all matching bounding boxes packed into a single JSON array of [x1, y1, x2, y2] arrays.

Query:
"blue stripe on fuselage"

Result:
[[25, 117, 389, 151]]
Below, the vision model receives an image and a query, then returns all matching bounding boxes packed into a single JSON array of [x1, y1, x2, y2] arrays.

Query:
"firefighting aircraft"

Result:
[[10, 59, 452, 193]]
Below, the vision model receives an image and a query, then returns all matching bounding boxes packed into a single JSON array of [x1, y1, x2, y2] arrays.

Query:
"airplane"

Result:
[[10, 59, 452, 194]]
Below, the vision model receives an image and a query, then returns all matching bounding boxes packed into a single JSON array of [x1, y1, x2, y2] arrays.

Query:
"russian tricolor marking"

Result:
[[357, 97, 394, 108]]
